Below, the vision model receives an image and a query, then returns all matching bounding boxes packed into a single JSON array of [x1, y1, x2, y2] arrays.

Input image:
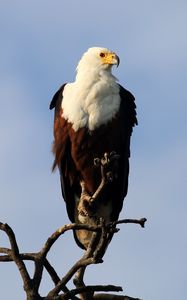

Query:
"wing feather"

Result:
[[50, 84, 77, 222], [110, 85, 137, 220]]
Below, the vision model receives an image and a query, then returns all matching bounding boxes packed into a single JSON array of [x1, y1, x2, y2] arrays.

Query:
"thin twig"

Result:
[[0, 252, 37, 262], [0, 222, 32, 292], [56, 285, 123, 300], [73, 231, 100, 288], [43, 259, 61, 286], [32, 256, 45, 292], [94, 294, 142, 300], [93, 220, 108, 261], [108, 218, 147, 229], [40, 223, 103, 259], [0, 250, 69, 294], [47, 255, 102, 298]]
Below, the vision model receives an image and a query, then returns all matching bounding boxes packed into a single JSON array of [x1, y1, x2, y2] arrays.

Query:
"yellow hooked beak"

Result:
[[100, 52, 120, 67]]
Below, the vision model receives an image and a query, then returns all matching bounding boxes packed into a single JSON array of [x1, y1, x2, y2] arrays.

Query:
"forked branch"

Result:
[[0, 217, 146, 300], [0, 153, 146, 300]]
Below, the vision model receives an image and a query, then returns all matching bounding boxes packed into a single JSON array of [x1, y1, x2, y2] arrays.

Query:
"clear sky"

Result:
[[0, 1, 187, 299]]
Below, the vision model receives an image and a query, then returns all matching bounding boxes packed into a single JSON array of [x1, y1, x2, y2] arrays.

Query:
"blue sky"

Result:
[[0, 1, 187, 299]]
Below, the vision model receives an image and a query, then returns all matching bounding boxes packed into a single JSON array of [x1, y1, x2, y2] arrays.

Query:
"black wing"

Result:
[[110, 85, 137, 220], [50, 84, 77, 223]]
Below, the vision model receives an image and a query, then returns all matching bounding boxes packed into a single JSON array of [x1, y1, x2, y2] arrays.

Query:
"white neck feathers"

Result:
[[61, 68, 120, 132]]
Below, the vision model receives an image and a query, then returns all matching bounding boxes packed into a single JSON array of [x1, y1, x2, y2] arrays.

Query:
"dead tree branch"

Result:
[[94, 295, 142, 300], [0, 217, 146, 300], [109, 218, 147, 228], [0, 153, 146, 300]]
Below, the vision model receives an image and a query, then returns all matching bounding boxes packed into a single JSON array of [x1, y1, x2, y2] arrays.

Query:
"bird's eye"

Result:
[[100, 52, 105, 57]]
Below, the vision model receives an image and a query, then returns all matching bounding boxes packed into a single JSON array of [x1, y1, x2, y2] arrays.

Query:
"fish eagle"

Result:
[[50, 47, 137, 249]]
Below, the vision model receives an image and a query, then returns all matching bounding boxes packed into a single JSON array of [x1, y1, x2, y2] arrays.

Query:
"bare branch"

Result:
[[94, 294, 142, 300], [0, 151, 145, 300], [43, 259, 61, 286], [60, 285, 123, 300], [0, 222, 32, 292], [39, 223, 102, 259], [47, 255, 102, 298], [0, 251, 36, 262], [109, 218, 147, 229], [0, 216, 146, 300], [0, 217, 145, 300]]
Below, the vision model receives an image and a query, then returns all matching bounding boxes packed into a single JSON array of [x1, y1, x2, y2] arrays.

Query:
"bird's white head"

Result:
[[76, 47, 120, 80], [62, 47, 121, 131]]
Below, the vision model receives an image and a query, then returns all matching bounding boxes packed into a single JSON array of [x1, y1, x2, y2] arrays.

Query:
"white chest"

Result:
[[61, 77, 121, 132]]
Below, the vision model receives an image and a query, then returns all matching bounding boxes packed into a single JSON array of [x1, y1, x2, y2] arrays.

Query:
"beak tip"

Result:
[[114, 54, 120, 67], [117, 55, 120, 67]]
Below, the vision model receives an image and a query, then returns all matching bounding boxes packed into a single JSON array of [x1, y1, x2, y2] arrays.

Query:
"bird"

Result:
[[50, 47, 137, 250]]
